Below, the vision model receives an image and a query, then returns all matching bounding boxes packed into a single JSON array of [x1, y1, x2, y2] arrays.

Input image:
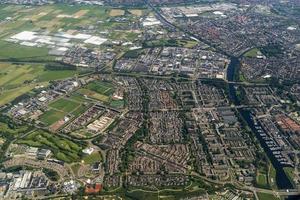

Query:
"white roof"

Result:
[[84, 36, 107, 45], [11, 31, 37, 41]]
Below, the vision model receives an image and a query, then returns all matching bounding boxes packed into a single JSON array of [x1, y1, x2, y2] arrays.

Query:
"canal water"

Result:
[[226, 57, 294, 189]]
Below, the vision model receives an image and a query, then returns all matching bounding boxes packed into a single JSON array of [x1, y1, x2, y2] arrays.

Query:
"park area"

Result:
[[17, 130, 85, 163]]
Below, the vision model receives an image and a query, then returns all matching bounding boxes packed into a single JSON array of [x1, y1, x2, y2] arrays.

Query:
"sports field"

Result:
[[256, 172, 268, 188], [77, 80, 116, 103], [109, 9, 125, 16], [39, 109, 66, 126], [49, 98, 80, 113], [40, 97, 90, 126]]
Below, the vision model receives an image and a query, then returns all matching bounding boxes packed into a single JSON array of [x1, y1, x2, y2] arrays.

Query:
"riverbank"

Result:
[[226, 57, 294, 190]]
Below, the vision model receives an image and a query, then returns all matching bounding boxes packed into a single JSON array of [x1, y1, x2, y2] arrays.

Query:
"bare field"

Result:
[[109, 9, 125, 17]]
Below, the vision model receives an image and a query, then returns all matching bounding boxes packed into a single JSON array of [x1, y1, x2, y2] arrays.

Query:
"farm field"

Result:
[[0, 85, 37, 106], [0, 3, 148, 66], [0, 41, 54, 61], [17, 130, 85, 163], [0, 63, 78, 106]]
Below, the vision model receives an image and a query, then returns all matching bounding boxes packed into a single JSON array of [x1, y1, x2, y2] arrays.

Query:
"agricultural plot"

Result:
[[0, 85, 36, 106], [17, 130, 85, 163], [0, 41, 54, 61], [0, 63, 78, 106]]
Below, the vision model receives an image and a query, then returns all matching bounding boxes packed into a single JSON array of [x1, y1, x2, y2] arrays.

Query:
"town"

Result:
[[0, 0, 299, 200]]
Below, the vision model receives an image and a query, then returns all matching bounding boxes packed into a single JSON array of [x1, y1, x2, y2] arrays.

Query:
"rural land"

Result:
[[0, 0, 299, 200]]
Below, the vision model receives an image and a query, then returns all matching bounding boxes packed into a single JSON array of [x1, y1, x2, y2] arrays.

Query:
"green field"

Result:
[[82, 151, 102, 164], [0, 63, 78, 86], [0, 4, 143, 41], [257, 192, 280, 200], [144, 39, 198, 48], [17, 130, 85, 163], [49, 98, 80, 113], [283, 167, 295, 186], [244, 48, 260, 57], [71, 104, 90, 118], [78, 80, 117, 104], [110, 99, 124, 108], [0, 85, 37, 106], [268, 163, 277, 189], [0, 41, 54, 61], [256, 173, 268, 188], [86, 81, 115, 96], [39, 109, 65, 125], [0, 63, 78, 106], [0, 122, 29, 136], [78, 88, 110, 102]]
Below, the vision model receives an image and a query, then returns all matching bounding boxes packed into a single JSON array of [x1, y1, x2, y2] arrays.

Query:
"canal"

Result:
[[226, 57, 294, 189]]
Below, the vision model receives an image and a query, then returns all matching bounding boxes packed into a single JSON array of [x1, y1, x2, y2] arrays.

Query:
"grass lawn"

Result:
[[0, 63, 78, 88], [78, 88, 110, 102], [0, 63, 78, 105], [17, 130, 84, 163], [39, 109, 65, 125], [110, 99, 124, 108], [256, 173, 268, 188], [0, 41, 54, 61], [0, 84, 36, 106], [86, 81, 115, 96], [283, 167, 295, 186], [244, 48, 260, 58], [144, 39, 198, 48], [69, 93, 88, 102], [71, 104, 90, 118], [268, 163, 277, 189], [82, 151, 102, 164], [38, 70, 78, 82], [257, 192, 280, 200], [49, 98, 80, 113]]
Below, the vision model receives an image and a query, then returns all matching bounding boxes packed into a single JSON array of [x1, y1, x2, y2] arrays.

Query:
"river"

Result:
[[226, 57, 294, 190]]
